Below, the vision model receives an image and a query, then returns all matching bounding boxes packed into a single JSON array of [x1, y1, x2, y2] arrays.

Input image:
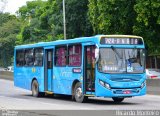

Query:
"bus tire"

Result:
[[112, 97, 124, 103], [32, 80, 42, 97], [74, 82, 87, 103]]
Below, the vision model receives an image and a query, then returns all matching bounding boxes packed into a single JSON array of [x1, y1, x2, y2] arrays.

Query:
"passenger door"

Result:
[[44, 48, 54, 92], [84, 45, 96, 94]]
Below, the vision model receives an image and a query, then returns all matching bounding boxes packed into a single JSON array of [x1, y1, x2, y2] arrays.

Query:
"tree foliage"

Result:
[[65, 0, 93, 38], [88, 0, 136, 35], [88, 0, 160, 54], [17, 0, 93, 43], [134, 0, 160, 54], [0, 13, 21, 67]]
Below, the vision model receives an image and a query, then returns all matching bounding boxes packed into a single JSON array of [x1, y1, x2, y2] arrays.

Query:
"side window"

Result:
[[16, 50, 24, 66], [86, 46, 95, 68], [34, 48, 43, 66], [47, 50, 53, 69], [25, 49, 34, 66], [55, 46, 67, 66], [68, 45, 82, 66]]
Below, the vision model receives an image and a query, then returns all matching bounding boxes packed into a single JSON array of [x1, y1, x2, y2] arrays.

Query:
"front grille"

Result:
[[113, 89, 139, 94], [110, 75, 142, 82], [111, 87, 141, 89]]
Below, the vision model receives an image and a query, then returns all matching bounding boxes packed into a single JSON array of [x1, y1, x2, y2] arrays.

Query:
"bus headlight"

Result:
[[141, 81, 146, 89], [99, 80, 104, 86], [104, 83, 111, 90], [99, 79, 111, 90]]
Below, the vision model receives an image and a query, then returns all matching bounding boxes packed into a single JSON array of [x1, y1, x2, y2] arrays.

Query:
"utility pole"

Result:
[[63, 0, 66, 40]]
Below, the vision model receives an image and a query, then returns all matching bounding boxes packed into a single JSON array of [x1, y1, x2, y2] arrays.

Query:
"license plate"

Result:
[[123, 90, 131, 94]]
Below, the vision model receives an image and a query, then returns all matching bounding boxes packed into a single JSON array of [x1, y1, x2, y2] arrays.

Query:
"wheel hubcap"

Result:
[[33, 83, 37, 95], [76, 87, 82, 98]]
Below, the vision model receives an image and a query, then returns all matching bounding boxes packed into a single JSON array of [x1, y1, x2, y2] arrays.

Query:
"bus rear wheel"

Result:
[[32, 80, 44, 97], [112, 97, 124, 103], [74, 82, 87, 103]]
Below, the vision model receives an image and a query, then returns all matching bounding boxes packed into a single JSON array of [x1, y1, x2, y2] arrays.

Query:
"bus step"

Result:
[[85, 91, 95, 95], [84, 94, 95, 97], [45, 91, 53, 95]]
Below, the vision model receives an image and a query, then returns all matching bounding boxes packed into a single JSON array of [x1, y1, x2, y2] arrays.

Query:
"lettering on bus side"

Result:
[[60, 69, 72, 77]]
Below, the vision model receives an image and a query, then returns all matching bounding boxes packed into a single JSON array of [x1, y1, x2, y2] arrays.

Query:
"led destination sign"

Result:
[[100, 37, 143, 45]]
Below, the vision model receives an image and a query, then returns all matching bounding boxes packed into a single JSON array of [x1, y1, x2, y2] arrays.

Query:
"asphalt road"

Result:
[[0, 79, 160, 116]]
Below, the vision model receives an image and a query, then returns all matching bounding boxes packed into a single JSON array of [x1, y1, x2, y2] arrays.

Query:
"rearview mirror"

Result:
[[95, 45, 99, 63]]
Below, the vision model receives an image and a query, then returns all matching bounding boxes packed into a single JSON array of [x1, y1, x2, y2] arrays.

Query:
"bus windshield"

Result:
[[98, 48, 145, 73]]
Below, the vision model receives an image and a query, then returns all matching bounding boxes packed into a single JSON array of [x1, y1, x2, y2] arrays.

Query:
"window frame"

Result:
[[34, 47, 44, 67], [68, 44, 82, 67], [16, 49, 25, 67], [24, 48, 34, 66], [16, 47, 44, 67], [55, 45, 67, 67], [98, 47, 146, 74]]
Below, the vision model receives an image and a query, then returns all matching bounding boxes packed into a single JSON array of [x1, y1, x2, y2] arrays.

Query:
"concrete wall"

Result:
[[146, 79, 160, 95], [0, 71, 13, 80]]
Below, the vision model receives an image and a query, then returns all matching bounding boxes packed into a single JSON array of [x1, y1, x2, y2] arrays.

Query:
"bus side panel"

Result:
[[14, 67, 26, 90], [27, 67, 44, 92], [14, 67, 44, 92], [53, 67, 82, 95], [14, 49, 25, 89], [53, 80, 72, 95]]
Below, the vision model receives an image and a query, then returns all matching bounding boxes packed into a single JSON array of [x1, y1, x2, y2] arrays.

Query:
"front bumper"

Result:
[[95, 83, 146, 97]]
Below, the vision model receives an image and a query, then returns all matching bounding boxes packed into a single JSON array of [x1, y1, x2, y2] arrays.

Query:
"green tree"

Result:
[[65, 0, 93, 38], [134, 0, 160, 54], [17, 0, 45, 20], [17, 0, 48, 43], [18, 0, 93, 43], [88, 0, 136, 35], [0, 13, 16, 26], [0, 14, 21, 67]]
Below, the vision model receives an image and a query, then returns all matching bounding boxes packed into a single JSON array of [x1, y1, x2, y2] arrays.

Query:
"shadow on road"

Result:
[[86, 98, 139, 105], [21, 94, 140, 105]]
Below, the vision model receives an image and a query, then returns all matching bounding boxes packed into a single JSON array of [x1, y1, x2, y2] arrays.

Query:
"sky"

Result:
[[3, 0, 33, 14]]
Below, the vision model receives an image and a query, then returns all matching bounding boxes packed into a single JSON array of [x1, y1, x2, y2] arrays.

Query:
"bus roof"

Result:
[[15, 35, 143, 49], [100, 35, 143, 39], [15, 36, 96, 49]]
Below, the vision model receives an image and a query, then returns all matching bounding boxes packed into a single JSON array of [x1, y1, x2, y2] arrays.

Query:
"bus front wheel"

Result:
[[74, 82, 87, 103], [32, 80, 44, 97], [112, 97, 124, 103]]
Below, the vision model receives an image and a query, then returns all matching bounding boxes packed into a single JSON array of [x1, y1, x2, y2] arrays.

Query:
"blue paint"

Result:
[[47, 69, 52, 91]]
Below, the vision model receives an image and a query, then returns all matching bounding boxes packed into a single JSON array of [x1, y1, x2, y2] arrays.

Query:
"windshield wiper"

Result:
[[111, 46, 122, 59], [132, 46, 137, 58]]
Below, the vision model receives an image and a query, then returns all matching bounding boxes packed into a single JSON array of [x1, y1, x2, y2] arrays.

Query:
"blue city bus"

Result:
[[14, 35, 146, 103]]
